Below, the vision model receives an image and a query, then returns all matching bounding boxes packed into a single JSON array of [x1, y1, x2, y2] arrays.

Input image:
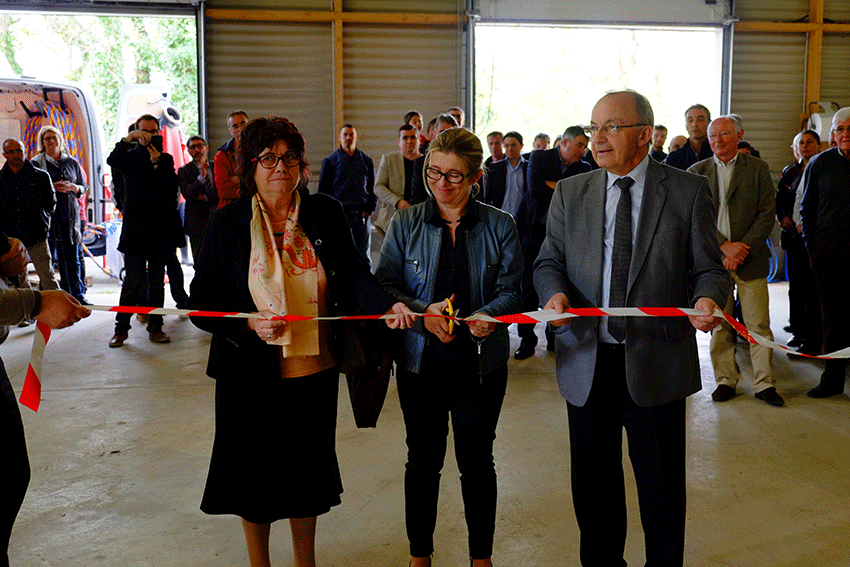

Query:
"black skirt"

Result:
[[200, 367, 343, 523]]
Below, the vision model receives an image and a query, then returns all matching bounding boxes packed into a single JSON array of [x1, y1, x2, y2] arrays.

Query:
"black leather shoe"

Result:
[[787, 343, 822, 358], [787, 335, 803, 348], [711, 384, 736, 402], [807, 382, 844, 398], [514, 340, 537, 360], [755, 387, 785, 406], [783, 325, 793, 333]]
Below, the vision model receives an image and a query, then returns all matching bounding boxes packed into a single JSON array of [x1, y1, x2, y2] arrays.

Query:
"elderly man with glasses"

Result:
[[179, 136, 218, 262], [0, 138, 59, 296]]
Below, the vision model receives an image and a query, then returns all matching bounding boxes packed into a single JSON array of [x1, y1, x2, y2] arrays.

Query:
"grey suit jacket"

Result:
[[688, 153, 776, 281], [373, 152, 407, 234], [534, 157, 729, 407]]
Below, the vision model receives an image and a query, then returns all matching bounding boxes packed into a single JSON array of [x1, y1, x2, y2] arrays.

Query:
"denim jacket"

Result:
[[376, 198, 523, 375]]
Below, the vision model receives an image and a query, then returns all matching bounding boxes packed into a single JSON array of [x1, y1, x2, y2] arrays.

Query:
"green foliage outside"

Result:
[[0, 12, 198, 143]]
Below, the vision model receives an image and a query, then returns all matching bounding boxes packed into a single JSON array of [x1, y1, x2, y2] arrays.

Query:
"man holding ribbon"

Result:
[[534, 90, 729, 567]]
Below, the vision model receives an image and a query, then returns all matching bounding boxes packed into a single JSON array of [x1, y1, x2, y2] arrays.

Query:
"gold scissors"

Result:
[[443, 297, 459, 335]]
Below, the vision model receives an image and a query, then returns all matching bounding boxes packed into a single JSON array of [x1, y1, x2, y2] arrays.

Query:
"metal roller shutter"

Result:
[[733, 0, 809, 22], [342, 22, 463, 159], [204, 18, 334, 179], [729, 32, 807, 173], [820, 34, 850, 109]]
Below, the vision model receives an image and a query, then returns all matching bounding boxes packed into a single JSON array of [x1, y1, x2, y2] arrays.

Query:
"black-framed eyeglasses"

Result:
[[187, 143, 206, 150], [424, 166, 467, 184], [253, 152, 301, 169], [585, 124, 648, 137]]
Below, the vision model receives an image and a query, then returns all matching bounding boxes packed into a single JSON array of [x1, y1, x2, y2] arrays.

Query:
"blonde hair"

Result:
[[424, 127, 483, 179], [37, 125, 66, 155]]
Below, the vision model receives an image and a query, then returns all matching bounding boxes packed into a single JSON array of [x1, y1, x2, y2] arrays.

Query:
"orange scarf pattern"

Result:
[[248, 191, 319, 357]]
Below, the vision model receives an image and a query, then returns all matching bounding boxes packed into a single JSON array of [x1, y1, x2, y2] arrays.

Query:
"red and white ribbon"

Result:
[[21, 304, 849, 412], [20, 321, 50, 412]]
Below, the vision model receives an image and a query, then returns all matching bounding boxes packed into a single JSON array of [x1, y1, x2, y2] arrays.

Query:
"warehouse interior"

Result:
[[2, 0, 850, 565]]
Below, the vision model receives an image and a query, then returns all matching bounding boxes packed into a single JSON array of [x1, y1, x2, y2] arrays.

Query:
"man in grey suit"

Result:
[[534, 90, 729, 567], [372, 124, 420, 235], [688, 116, 783, 407]]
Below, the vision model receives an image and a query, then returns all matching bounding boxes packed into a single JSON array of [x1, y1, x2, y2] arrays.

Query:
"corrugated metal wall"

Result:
[[203, 0, 464, 171], [733, 0, 809, 21], [821, 33, 850, 108], [204, 19, 334, 173], [729, 32, 807, 173], [342, 23, 462, 159]]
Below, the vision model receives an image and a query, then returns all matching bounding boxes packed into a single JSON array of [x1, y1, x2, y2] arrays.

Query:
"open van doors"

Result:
[[0, 76, 108, 225]]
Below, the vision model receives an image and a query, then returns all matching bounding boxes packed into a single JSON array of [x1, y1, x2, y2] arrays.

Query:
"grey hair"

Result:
[[712, 114, 744, 134], [832, 107, 850, 127], [562, 125, 588, 142]]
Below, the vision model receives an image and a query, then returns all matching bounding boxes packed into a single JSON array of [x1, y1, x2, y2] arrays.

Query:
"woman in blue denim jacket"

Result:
[[376, 128, 522, 567]]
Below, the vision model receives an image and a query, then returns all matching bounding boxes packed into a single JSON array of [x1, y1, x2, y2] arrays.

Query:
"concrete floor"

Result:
[[4, 257, 850, 567]]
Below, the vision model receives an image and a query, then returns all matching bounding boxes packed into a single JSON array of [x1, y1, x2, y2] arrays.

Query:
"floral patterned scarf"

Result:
[[248, 191, 319, 357]]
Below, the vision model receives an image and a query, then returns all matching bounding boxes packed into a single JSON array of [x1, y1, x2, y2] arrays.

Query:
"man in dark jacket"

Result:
[[318, 124, 376, 264], [0, 139, 59, 292], [665, 104, 713, 170], [514, 126, 591, 358], [178, 135, 218, 261], [106, 114, 179, 347]]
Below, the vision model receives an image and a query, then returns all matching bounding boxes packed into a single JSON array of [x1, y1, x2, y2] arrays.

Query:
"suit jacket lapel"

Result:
[[726, 152, 747, 204], [583, 170, 606, 306], [629, 159, 667, 295]]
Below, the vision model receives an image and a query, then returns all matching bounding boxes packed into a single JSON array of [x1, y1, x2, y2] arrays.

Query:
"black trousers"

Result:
[[517, 223, 546, 342], [785, 246, 821, 348], [115, 251, 167, 332], [345, 210, 371, 268], [567, 344, 686, 567], [0, 359, 30, 567], [396, 354, 508, 559], [808, 239, 850, 385]]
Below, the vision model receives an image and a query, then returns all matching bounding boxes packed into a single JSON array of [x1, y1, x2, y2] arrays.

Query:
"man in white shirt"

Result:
[[688, 116, 781, 406]]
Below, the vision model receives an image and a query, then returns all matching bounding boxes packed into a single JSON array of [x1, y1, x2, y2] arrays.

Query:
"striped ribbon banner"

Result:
[[20, 304, 850, 412]]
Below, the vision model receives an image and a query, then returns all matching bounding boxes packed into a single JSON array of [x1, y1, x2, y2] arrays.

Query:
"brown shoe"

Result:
[[109, 331, 128, 348], [148, 329, 171, 344], [136, 313, 149, 324]]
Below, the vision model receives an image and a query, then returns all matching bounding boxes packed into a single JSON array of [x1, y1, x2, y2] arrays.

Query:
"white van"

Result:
[[0, 75, 109, 226]]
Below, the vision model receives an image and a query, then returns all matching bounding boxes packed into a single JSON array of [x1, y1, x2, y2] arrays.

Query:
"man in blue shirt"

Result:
[[318, 124, 377, 264]]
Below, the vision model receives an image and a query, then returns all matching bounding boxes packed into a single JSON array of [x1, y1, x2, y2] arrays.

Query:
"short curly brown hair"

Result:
[[236, 116, 310, 198]]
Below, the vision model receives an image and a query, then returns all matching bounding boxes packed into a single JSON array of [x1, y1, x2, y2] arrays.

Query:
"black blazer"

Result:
[[519, 148, 591, 230], [482, 158, 527, 211], [178, 161, 218, 237], [188, 187, 397, 382], [106, 140, 180, 255]]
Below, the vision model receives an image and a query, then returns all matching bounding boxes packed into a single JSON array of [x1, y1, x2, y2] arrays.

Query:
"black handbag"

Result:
[[339, 319, 395, 428]]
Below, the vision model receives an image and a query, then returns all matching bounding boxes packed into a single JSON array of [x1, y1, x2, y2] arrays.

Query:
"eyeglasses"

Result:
[[586, 124, 648, 137], [43, 135, 60, 142], [253, 152, 301, 169], [187, 143, 206, 150], [3, 149, 23, 155], [424, 166, 467, 184]]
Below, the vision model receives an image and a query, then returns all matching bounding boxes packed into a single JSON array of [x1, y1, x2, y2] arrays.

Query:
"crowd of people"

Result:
[[1, 91, 849, 567]]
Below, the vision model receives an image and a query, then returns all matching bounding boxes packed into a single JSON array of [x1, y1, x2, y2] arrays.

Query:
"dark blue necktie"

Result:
[[608, 176, 634, 343]]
